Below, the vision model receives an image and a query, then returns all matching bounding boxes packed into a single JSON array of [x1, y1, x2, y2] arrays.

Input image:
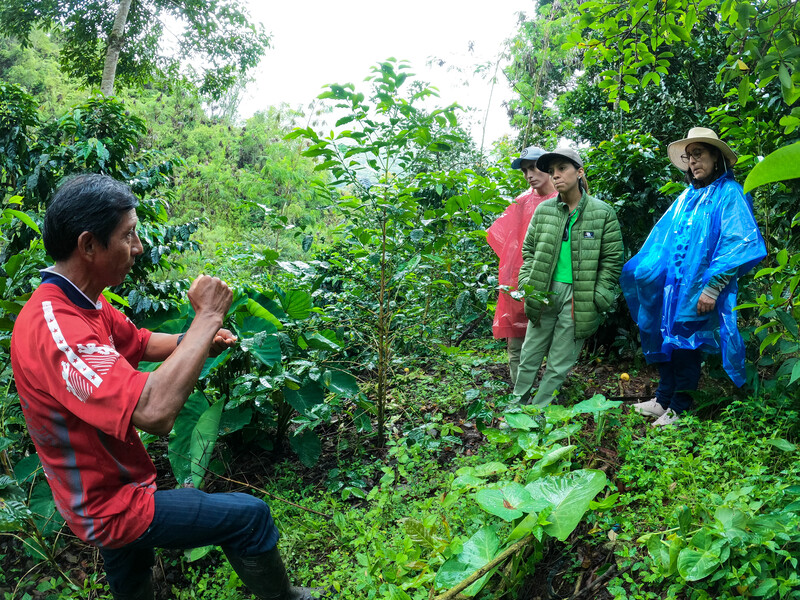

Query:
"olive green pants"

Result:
[[513, 281, 585, 407], [507, 336, 524, 385]]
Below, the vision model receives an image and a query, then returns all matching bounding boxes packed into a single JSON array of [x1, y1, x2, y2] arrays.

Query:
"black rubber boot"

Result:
[[226, 547, 323, 600], [111, 575, 154, 600]]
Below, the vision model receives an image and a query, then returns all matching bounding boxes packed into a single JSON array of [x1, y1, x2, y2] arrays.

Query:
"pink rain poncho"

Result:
[[620, 171, 766, 386], [487, 188, 557, 339]]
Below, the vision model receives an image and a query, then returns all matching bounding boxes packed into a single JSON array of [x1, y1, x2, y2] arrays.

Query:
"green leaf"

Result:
[[524, 469, 607, 541], [190, 400, 224, 489], [435, 526, 500, 596], [3, 209, 40, 233], [677, 547, 722, 581], [290, 429, 321, 467], [572, 394, 622, 415], [475, 483, 550, 521], [240, 331, 281, 368], [282, 290, 312, 320], [246, 298, 283, 330], [322, 369, 359, 397], [743, 142, 800, 193], [185, 545, 213, 562], [218, 405, 252, 435], [504, 413, 538, 431], [304, 331, 343, 352], [283, 381, 325, 413], [169, 391, 208, 486], [767, 438, 797, 452]]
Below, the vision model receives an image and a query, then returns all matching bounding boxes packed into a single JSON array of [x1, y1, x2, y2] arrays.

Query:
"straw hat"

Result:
[[667, 127, 737, 171]]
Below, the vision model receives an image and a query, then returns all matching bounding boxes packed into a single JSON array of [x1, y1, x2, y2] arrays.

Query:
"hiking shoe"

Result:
[[652, 409, 679, 428], [632, 398, 667, 418]]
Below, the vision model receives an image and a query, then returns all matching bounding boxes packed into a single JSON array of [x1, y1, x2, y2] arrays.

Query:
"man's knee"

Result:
[[225, 493, 279, 556]]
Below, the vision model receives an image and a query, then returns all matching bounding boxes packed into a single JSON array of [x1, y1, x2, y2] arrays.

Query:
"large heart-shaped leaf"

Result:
[[190, 400, 224, 489], [572, 394, 622, 415], [290, 429, 321, 467], [322, 368, 359, 397], [476, 483, 549, 521], [524, 469, 607, 541], [435, 526, 500, 596], [283, 381, 325, 414], [169, 391, 208, 486]]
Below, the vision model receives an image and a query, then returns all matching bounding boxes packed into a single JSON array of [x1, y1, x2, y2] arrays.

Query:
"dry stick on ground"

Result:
[[432, 535, 534, 600], [567, 562, 621, 600]]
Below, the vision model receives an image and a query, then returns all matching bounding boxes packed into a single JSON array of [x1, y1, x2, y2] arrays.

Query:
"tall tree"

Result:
[[0, 0, 270, 99]]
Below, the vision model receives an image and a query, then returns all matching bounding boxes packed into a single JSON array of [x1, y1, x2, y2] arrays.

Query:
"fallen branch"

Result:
[[432, 535, 533, 600], [568, 562, 619, 600]]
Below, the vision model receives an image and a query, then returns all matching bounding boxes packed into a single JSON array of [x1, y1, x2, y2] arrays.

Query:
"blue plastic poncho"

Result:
[[620, 171, 766, 386]]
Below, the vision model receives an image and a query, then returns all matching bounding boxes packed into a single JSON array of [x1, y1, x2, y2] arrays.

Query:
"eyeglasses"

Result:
[[680, 149, 706, 163]]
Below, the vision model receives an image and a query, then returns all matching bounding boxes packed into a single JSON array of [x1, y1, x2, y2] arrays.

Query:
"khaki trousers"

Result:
[[507, 336, 524, 385], [513, 281, 585, 407]]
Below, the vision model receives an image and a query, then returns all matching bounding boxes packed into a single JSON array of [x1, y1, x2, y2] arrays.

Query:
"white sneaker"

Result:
[[632, 398, 667, 418], [652, 409, 679, 428]]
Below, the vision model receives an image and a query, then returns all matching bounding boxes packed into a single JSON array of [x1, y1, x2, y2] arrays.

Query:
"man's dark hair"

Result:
[[43, 174, 139, 261]]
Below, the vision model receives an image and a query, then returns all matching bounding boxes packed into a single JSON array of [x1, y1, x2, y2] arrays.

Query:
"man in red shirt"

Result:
[[11, 174, 319, 600], [487, 146, 557, 384]]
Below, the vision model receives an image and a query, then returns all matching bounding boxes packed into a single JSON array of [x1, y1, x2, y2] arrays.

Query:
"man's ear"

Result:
[[75, 231, 98, 261]]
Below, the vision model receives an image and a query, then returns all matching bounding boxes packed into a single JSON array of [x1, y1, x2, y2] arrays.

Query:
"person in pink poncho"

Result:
[[487, 146, 557, 384]]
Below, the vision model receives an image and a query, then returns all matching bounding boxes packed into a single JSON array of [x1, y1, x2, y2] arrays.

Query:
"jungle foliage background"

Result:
[[1, 0, 800, 598]]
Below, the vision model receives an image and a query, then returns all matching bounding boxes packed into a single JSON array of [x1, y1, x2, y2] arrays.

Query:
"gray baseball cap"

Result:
[[536, 148, 584, 173], [511, 145, 547, 170]]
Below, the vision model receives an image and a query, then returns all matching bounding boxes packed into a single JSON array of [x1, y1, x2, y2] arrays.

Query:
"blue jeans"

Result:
[[99, 488, 280, 595], [655, 349, 703, 415]]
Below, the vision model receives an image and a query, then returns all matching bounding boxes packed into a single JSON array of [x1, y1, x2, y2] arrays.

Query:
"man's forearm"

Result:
[[133, 313, 223, 435]]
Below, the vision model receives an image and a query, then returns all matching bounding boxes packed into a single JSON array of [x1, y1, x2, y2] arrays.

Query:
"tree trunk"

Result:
[[100, 0, 133, 96]]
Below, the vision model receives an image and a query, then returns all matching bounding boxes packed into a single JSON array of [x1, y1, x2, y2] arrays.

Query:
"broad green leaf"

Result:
[[191, 400, 225, 489], [572, 394, 622, 415], [246, 298, 283, 330], [322, 369, 359, 397], [743, 142, 800, 193], [4, 209, 40, 233], [524, 469, 607, 541], [284, 381, 325, 413], [185, 545, 213, 562], [677, 547, 721, 581], [169, 391, 208, 486], [504, 413, 538, 431], [435, 526, 500, 596], [282, 290, 312, 320], [452, 474, 485, 490], [767, 438, 796, 452], [240, 331, 281, 368], [506, 512, 539, 543], [290, 429, 321, 467], [475, 483, 549, 521], [304, 331, 344, 351], [472, 462, 508, 477], [218, 405, 252, 435], [13, 454, 42, 484]]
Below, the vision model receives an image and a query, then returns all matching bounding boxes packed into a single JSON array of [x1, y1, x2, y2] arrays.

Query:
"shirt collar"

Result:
[[40, 267, 102, 310]]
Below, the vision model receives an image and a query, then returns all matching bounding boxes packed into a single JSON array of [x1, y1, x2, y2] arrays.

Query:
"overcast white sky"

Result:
[[240, 0, 535, 148]]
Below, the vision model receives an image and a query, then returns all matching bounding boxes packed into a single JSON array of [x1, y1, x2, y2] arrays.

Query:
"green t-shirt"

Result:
[[552, 209, 579, 284]]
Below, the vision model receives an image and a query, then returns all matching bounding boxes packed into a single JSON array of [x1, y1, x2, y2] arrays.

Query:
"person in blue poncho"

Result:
[[621, 127, 766, 427]]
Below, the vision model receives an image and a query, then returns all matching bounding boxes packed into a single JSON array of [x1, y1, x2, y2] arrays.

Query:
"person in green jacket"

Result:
[[513, 148, 623, 406]]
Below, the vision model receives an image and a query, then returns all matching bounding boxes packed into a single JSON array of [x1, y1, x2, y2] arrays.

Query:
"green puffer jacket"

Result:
[[519, 190, 623, 339]]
